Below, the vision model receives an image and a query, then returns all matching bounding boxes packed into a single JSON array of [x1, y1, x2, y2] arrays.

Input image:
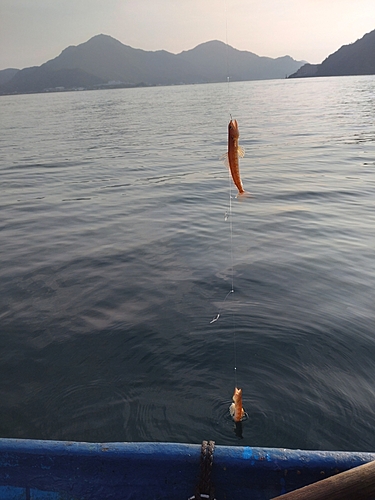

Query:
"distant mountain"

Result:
[[0, 68, 19, 86], [0, 66, 105, 94], [180, 42, 303, 81], [0, 35, 305, 95], [289, 28, 375, 78]]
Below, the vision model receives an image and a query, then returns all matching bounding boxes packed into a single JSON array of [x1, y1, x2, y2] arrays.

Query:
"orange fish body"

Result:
[[229, 387, 245, 422], [227, 119, 246, 195]]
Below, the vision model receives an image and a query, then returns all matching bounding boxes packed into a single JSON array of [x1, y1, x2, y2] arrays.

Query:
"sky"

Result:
[[1, 0, 375, 70]]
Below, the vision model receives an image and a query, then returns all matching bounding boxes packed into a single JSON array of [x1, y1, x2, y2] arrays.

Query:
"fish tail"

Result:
[[236, 190, 251, 198]]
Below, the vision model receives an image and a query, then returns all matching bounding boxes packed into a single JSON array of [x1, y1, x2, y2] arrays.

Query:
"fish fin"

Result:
[[237, 146, 245, 158], [229, 402, 235, 417], [220, 152, 230, 169]]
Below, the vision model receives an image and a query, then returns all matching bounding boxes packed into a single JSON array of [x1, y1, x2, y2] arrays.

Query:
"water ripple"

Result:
[[1, 77, 375, 450]]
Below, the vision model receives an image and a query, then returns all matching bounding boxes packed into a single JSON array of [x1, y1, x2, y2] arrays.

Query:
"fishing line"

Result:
[[227, 167, 238, 389], [225, 0, 238, 391], [227, 155, 238, 389], [210, 0, 239, 391], [210, 152, 238, 386], [209, 167, 235, 324], [224, 0, 231, 119]]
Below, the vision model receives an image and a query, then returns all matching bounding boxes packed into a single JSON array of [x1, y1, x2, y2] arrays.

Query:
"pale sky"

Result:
[[1, 0, 375, 70]]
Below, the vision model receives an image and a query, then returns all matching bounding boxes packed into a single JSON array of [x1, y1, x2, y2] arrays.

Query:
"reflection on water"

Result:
[[1, 76, 375, 450]]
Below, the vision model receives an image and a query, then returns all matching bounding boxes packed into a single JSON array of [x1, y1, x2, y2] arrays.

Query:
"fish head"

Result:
[[228, 119, 240, 139]]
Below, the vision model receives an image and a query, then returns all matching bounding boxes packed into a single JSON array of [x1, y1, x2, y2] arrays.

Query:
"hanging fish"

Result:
[[225, 119, 247, 196], [229, 387, 245, 422]]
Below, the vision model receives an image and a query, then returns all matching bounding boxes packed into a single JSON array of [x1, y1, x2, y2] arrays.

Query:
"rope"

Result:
[[188, 440, 216, 500]]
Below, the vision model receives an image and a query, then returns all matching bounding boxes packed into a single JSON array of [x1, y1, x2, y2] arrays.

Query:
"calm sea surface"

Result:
[[1, 76, 375, 450]]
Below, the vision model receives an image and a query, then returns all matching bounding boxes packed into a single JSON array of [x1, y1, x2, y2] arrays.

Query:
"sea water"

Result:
[[1, 76, 375, 450]]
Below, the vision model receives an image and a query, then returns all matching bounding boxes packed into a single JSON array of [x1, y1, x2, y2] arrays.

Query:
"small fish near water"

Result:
[[224, 119, 249, 196], [229, 387, 246, 422], [230, 387, 246, 438]]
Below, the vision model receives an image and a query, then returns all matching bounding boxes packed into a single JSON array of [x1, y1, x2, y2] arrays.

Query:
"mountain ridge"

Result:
[[289, 28, 375, 78], [0, 35, 305, 95]]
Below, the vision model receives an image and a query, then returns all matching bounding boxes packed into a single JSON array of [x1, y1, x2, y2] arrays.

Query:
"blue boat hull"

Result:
[[0, 439, 374, 499]]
